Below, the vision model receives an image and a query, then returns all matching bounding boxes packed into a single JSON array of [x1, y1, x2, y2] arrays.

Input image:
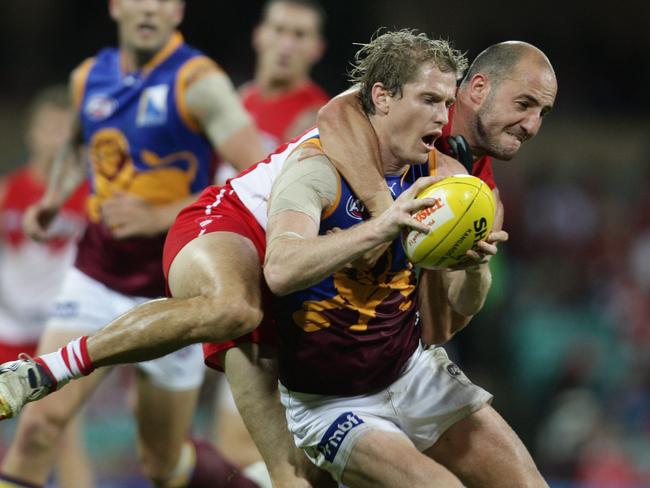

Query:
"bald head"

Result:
[[461, 41, 555, 88]]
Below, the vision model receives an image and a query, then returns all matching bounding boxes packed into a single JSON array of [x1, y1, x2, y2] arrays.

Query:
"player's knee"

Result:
[[200, 292, 263, 341], [137, 442, 179, 486], [13, 406, 69, 454]]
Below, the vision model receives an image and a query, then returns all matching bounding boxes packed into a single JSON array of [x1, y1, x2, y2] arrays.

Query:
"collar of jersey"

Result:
[[120, 31, 184, 79]]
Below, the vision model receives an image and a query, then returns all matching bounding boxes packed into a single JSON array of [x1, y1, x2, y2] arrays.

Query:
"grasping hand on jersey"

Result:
[[100, 192, 166, 239]]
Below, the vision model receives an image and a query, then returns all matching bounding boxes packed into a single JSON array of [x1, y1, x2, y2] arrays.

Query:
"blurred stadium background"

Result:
[[0, 1, 648, 486]]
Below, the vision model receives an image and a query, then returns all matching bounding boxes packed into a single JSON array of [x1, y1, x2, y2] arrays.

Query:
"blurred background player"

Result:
[[211, 0, 327, 476], [216, 0, 327, 183], [0, 86, 91, 488], [0, 0, 265, 487]]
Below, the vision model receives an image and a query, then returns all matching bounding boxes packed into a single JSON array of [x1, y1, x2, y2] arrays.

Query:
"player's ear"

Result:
[[174, 0, 185, 26], [467, 73, 490, 106], [252, 24, 263, 53], [371, 82, 390, 114], [108, 0, 120, 21], [309, 37, 326, 64]]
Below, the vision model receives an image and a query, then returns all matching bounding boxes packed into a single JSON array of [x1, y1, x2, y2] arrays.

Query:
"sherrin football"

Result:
[[402, 175, 496, 269]]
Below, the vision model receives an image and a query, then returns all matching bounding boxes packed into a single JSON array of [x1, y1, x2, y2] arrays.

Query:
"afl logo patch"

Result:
[[447, 363, 462, 377], [345, 196, 367, 220], [85, 94, 118, 121]]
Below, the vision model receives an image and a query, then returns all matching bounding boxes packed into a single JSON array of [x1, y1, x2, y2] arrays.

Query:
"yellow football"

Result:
[[402, 175, 496, 269]]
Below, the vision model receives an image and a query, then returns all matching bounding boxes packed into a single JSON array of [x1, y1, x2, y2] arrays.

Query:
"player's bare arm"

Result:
[[184, 60, 266, 171], [264, 150, 438, 296], [417, 152, 506, 343], [22, 116, 85, 242], [318, 87, 393, 217]]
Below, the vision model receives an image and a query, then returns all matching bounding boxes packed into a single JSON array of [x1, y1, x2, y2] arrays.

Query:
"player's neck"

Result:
[[369, 115, 411, 176], [27, 158, 49, 183], [256, 71, 308, 97], [121, 49, 154, 72]]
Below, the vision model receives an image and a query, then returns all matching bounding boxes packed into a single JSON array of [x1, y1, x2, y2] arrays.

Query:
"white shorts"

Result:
[[46, 267, 205, 391], [280, 344, 492, 482]]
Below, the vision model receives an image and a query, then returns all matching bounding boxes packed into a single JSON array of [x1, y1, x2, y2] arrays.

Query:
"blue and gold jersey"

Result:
[[277, 136, 435, 395], [74, 32, 216, 297]]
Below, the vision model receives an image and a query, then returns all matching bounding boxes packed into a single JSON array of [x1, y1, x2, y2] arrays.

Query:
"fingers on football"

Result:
[[403, 197, 439, 214], [403, 217, 431, 235], [474, 240, 498, 256], [487, 230, 509, 243]]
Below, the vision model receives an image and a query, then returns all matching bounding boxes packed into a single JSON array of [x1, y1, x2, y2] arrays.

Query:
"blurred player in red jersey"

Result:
[[318, 40, 557, 343], [0, 1, 266, 487], [0, 86, 91, 488], [216, 0, 327, 183], [0, 33, 556, 488], [244, 0, 327, 146]]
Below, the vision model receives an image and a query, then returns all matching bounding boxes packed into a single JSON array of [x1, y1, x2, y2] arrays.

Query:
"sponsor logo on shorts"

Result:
[[52, 301, 80, 318], [317, 411, 364, 463]]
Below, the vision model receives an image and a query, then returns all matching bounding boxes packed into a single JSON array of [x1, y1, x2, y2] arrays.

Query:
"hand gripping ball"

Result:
[[402, 175, 496, 269]]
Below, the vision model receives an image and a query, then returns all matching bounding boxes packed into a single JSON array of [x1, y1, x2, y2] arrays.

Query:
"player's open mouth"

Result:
[[421, 132, 440, 150], [137, 23, 157, 35]]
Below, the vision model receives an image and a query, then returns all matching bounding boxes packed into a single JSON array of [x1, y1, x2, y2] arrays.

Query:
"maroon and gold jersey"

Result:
[[276, 137, 439, 396], [73, 33, 216, 297]]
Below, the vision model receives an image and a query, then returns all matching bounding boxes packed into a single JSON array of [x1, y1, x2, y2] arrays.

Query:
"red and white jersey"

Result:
[[230, 127, 320, 229], [241, 80, 328, 151], [0, 169, 87, 344]]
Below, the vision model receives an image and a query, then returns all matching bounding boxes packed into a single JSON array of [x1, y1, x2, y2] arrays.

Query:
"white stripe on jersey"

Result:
[[230, 127, 320, 230]]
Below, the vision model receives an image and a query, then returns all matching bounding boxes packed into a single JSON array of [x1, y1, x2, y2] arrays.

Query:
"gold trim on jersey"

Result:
[[175, 56, 223, 133], [71, 57, 96, 112]]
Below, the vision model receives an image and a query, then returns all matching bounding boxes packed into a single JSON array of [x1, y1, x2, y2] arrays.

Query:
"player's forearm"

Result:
[[417, 269, 471, 345], [319, 89, 392, 217], [42, 139, 85, 209], [218, 124, 266, 172], [264, 220, 387, 296], [445, 264, 492, 317]]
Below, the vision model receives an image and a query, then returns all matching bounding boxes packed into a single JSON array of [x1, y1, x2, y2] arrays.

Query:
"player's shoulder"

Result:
[[238, 81, 258, 100], [177, 54, 223, 82], [433, 150, 468, 177], [471, 156, 496, 190]]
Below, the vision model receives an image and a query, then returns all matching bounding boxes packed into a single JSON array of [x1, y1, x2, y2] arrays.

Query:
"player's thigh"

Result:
[[424, 404, 547, 488], [213, 376, 263, 468], [342, 430, 461, 488], [223, 345, 293, 463], [168, 231, 262, 304], [223, 345, 331, 487]]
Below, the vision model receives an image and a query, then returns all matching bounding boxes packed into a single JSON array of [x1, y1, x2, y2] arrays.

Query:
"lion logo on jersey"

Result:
[[292, 248, 416, 333]]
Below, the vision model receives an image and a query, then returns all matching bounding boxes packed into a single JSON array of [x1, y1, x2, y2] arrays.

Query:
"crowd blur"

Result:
[[454, 123, 650, 487], [0, 1, 647, 487]]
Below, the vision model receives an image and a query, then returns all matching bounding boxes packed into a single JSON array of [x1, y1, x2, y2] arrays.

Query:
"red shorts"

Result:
[[0, 342, 37, 364], [162, 185, 275, 371]]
